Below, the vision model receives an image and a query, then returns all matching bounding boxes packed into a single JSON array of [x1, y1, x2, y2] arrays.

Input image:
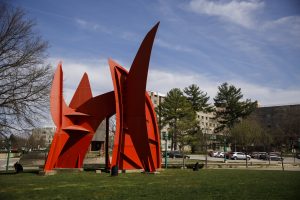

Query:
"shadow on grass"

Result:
[[0, 169, 40, 175]]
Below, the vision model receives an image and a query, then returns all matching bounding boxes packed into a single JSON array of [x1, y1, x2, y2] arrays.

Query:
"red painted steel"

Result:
[[45, 22, 161, 172], [110, 22, 161, 172], [44, 64, 115, 171]]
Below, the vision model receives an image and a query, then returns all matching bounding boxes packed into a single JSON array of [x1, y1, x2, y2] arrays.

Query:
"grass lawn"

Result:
[[0, 169, 299, 200]]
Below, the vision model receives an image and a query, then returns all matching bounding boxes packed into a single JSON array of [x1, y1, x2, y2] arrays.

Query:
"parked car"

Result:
[[215, 151, 231, 159], [208, 151, 218, 157], [168, 151, 190, 159], [266, 153, 283, 161], [215, 151, 224, 158], [231, 152, 250, 160], [296, 153, 300, 159], [251, 152, 259, 158], [250, 152, 266, 159], [219, 152, 225, 158], [161, 151, 170, 158], [225, 152, 233, 159], [214, 151, 220, 157], [258, 152, 268, 160]]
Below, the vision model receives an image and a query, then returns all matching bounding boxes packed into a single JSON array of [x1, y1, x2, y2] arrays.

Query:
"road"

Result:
[[187, 154, 300, 164], [1, 154, 299, 172], [0, 157, 20, 171]]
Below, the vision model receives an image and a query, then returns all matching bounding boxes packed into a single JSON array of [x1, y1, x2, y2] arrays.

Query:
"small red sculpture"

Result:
[[44, 22, 161, 173]]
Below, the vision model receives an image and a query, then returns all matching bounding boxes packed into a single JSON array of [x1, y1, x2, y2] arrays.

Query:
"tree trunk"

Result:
[[245, 146, 248, 168], [174, 119, 177, 150], [281, 151, 284, 171], [171, 134, 174, 151]]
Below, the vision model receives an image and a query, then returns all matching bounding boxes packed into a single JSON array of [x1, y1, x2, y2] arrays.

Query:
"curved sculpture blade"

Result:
[[50, 62, 63, 128], [109, 22, 161, 172]]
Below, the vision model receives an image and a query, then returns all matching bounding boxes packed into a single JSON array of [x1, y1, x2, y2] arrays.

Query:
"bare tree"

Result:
[[231, 118, 262, 167], [108, 115, 116, 150], [27, 133, 46, 150], [0, 3, 52, 137], [9, 134, 27, 150]]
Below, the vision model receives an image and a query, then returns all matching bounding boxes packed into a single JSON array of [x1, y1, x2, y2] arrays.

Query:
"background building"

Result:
[[90, 119, 106, 152], [148, 91, 171, 151], [197, 111, 221, 151], [251, 104, 300, 150], [31, 127, 56, 148]]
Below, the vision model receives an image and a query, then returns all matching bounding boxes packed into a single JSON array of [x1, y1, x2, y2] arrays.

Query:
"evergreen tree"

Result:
[[214, 82, 257, 134], [156, 88, 195, 150], [184, 84, 212, 113], [183, 84, 212, 153]]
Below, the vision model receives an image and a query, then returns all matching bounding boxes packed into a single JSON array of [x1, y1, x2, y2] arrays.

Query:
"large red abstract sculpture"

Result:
[[44, 22, 161, 173]]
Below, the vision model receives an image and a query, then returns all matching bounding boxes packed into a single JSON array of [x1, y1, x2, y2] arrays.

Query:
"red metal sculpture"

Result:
[[44, 64, 115, 171], [44, 22, 161, 173], [110, 23, 161, 172]]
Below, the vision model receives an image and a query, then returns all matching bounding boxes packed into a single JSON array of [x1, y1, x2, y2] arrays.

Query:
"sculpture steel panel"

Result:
[[45, 22, 161, 173]]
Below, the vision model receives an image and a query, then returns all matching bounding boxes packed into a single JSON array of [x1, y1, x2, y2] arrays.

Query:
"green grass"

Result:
[[0, 169, 299, 200]]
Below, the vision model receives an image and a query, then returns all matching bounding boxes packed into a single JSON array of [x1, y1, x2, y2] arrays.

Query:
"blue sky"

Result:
[[10, 0, 300, 106]]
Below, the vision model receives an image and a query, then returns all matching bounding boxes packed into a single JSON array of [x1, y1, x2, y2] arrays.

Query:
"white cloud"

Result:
[[75, 18, 111, 33], [147, 69, 219, 98], [227, 80, 300, 107], [156, 39, 194, 53], [157, 0, 185, 23], [186, 0, 300, 47], [120, 31, 139, 41], [48, 57, 114, 104], [148, 69, 300, 106], [187, 0, 264, 28], [261, 16, 300, 48], [48, 57, 300, 109]]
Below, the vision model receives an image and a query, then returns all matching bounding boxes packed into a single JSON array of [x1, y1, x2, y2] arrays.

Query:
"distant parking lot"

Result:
[[186, 154, 300, 164]]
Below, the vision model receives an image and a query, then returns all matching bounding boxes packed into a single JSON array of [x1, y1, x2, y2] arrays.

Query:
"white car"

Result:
[[212, 151, 219, 157], [216, 152, 224, 158], [231, 152, 250, 160]]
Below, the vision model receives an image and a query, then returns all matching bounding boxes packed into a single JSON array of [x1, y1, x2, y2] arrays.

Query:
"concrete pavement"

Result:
[[1, 154, 300, 172]]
